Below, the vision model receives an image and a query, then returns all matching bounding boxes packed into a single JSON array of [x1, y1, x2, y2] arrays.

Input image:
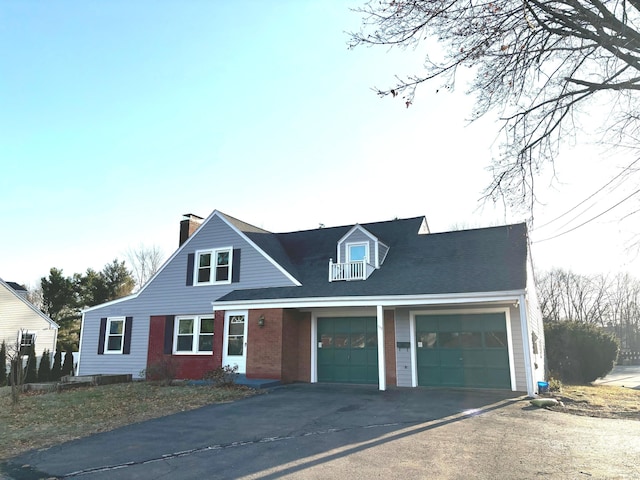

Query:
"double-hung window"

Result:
[[195, 248, 232, 285], [174, 316, 214, 354], [19, 331, 36, 356], [105, 317, 125, 354]]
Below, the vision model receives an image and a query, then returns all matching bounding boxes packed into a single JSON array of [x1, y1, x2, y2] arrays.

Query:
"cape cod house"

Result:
[[77, 211, 545, 395]]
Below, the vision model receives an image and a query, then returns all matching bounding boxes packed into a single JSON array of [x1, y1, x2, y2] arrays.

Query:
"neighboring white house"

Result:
[[0, 278, 59, 358]]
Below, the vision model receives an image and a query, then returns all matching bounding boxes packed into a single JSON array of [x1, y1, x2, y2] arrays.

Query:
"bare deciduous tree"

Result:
[[6, 330, 32, 406], [26, 281, 44, 311], [349, 0, 640, 212], [125, 244, 164, 291], [538, 268, 640, 348]]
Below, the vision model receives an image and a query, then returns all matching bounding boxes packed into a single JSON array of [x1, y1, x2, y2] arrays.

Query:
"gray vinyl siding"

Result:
[[526, 254, 545, 384], [338, 229, 374, 265], [378, 242, 389, 267], [508, 304, 527, 391], [78, 214, 298, 377], [394, 308, 412, 387]]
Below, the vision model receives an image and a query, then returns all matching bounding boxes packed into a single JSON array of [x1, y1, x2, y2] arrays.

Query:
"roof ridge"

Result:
[[218, 211, 272, 234], [275, 215, 426, 235]]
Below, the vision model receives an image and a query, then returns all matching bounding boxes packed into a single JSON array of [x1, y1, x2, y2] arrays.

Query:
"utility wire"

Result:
[[533, 187, 640, 243], [534, 157, 640, 230]]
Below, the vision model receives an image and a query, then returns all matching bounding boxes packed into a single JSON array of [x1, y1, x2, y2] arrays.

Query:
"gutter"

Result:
[[212, 290, 526, 310]]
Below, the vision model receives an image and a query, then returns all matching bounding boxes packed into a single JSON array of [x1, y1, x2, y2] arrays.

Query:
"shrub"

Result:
[[61, 349, 74, 377], [50, 350, 62, 381], [37, 350, 51, 382], [143, 357, 178, 386], [547, 377, 563, 393], [24, 348, 37, 384], [203, 364, 238, 387], [545, 321, 619, 384]]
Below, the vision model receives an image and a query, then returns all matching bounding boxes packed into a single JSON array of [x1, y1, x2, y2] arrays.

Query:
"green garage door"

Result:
[[317, 317, 378, 384], [416, 313, 510, 389]]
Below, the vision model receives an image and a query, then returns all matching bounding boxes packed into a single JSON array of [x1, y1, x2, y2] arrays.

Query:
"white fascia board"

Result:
[[337, 224, 379, 245], [217, 212, 302, 287], [124, 209, 221, 299], [212, 290, 526, 311], [81, 292, 138, 313], [84, 209, 225, 312], [83, 209, 301, 313], [0, 278, 60, 329]]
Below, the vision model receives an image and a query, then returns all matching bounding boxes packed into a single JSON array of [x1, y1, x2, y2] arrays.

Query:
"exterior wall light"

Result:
[[258, 315, 265, 327]]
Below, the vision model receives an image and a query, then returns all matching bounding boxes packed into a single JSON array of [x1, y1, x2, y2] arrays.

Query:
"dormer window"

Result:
[[329, 225, 388, 282], [195, 248, 232, 285]]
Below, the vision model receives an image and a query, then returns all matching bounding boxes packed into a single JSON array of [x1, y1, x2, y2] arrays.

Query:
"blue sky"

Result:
[[1, 1, 638, 287]]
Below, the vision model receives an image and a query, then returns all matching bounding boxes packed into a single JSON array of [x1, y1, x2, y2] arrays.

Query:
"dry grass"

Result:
[[0, 382, 258, 461], [548, 384, 640, 420]]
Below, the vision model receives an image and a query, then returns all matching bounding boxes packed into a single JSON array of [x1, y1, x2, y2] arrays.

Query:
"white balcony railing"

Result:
[[329, 259, 369, 282]]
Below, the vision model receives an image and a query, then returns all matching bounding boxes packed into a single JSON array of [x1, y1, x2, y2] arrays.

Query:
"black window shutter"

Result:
[[98, 317, 107, 354], [232, 249, 241, 283], [123, 316, 133, 354], [186, 253, 195, 286], [164, 315, 175, 354]]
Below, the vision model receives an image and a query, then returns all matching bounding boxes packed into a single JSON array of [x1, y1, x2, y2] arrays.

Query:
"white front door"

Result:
[[223, 310, 248, 373]]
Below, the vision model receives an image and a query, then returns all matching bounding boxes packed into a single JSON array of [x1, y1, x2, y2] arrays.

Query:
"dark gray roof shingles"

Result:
[[218, 217, 528, 302]]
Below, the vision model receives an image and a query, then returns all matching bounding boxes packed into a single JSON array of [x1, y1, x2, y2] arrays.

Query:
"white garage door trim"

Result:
[[409, 307, 516, 391]]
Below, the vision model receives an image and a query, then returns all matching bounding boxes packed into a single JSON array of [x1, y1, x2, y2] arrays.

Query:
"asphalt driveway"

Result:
[[2, 384, 639, 479], [594, 365, 640, 389]]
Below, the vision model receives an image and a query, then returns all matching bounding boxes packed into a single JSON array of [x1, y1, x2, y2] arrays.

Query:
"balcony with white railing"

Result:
[[328, 259, 372, 282]]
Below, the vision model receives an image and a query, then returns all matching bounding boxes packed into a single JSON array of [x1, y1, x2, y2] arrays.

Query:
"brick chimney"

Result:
[[179, 213, 204, 247]]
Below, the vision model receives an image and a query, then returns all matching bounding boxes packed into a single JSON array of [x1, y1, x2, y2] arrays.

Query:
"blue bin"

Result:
[[537, 381, 549, 394]]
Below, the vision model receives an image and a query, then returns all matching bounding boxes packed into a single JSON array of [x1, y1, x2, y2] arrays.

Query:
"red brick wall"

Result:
[[146, 313, 223, 380], [244, 308, 308, 383], [281, 309, 300, 383], [296, 312, 311, 382], [246, 309, 284, 379], [384, 310, 397, 387]]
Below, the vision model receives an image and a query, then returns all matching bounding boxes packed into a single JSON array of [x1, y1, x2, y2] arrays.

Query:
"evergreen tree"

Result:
[[37, 349, 51, 382], [51, 349, 62, 381], [24, 347, 37, 384], [0, 341, 7, 387], [61, 349, 74, 377]]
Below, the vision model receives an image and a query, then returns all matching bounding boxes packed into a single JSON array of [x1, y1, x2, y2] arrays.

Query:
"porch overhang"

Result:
[[211, 289, 530, 394]]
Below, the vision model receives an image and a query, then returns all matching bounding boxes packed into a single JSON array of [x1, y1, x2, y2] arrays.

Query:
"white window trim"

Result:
[[104, 317, 125, 355], [194, 247, 233, 286], [346, 242, 369, 264], [18, 331, 36, 352], [173, 315, 215, 355]]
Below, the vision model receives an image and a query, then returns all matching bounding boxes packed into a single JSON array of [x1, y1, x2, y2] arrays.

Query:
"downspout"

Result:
[[519, 294, 535, 396]]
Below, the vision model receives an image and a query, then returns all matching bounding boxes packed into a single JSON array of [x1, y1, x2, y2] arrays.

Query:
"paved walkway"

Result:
[[594, 365, 640, 389]]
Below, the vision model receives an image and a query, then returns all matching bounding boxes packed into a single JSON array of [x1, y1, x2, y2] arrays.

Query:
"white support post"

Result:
[[310, 314, 318, 383], [519, 294, 535, 396], [377, 305, 386, 391]]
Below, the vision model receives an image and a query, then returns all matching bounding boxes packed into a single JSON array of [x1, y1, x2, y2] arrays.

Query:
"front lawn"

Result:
[[0, 382, 258, 461], [549, 384, 640, 420]]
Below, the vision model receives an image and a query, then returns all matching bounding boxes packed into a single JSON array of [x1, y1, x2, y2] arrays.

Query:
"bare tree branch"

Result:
[[350, 0, 640, 213]]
